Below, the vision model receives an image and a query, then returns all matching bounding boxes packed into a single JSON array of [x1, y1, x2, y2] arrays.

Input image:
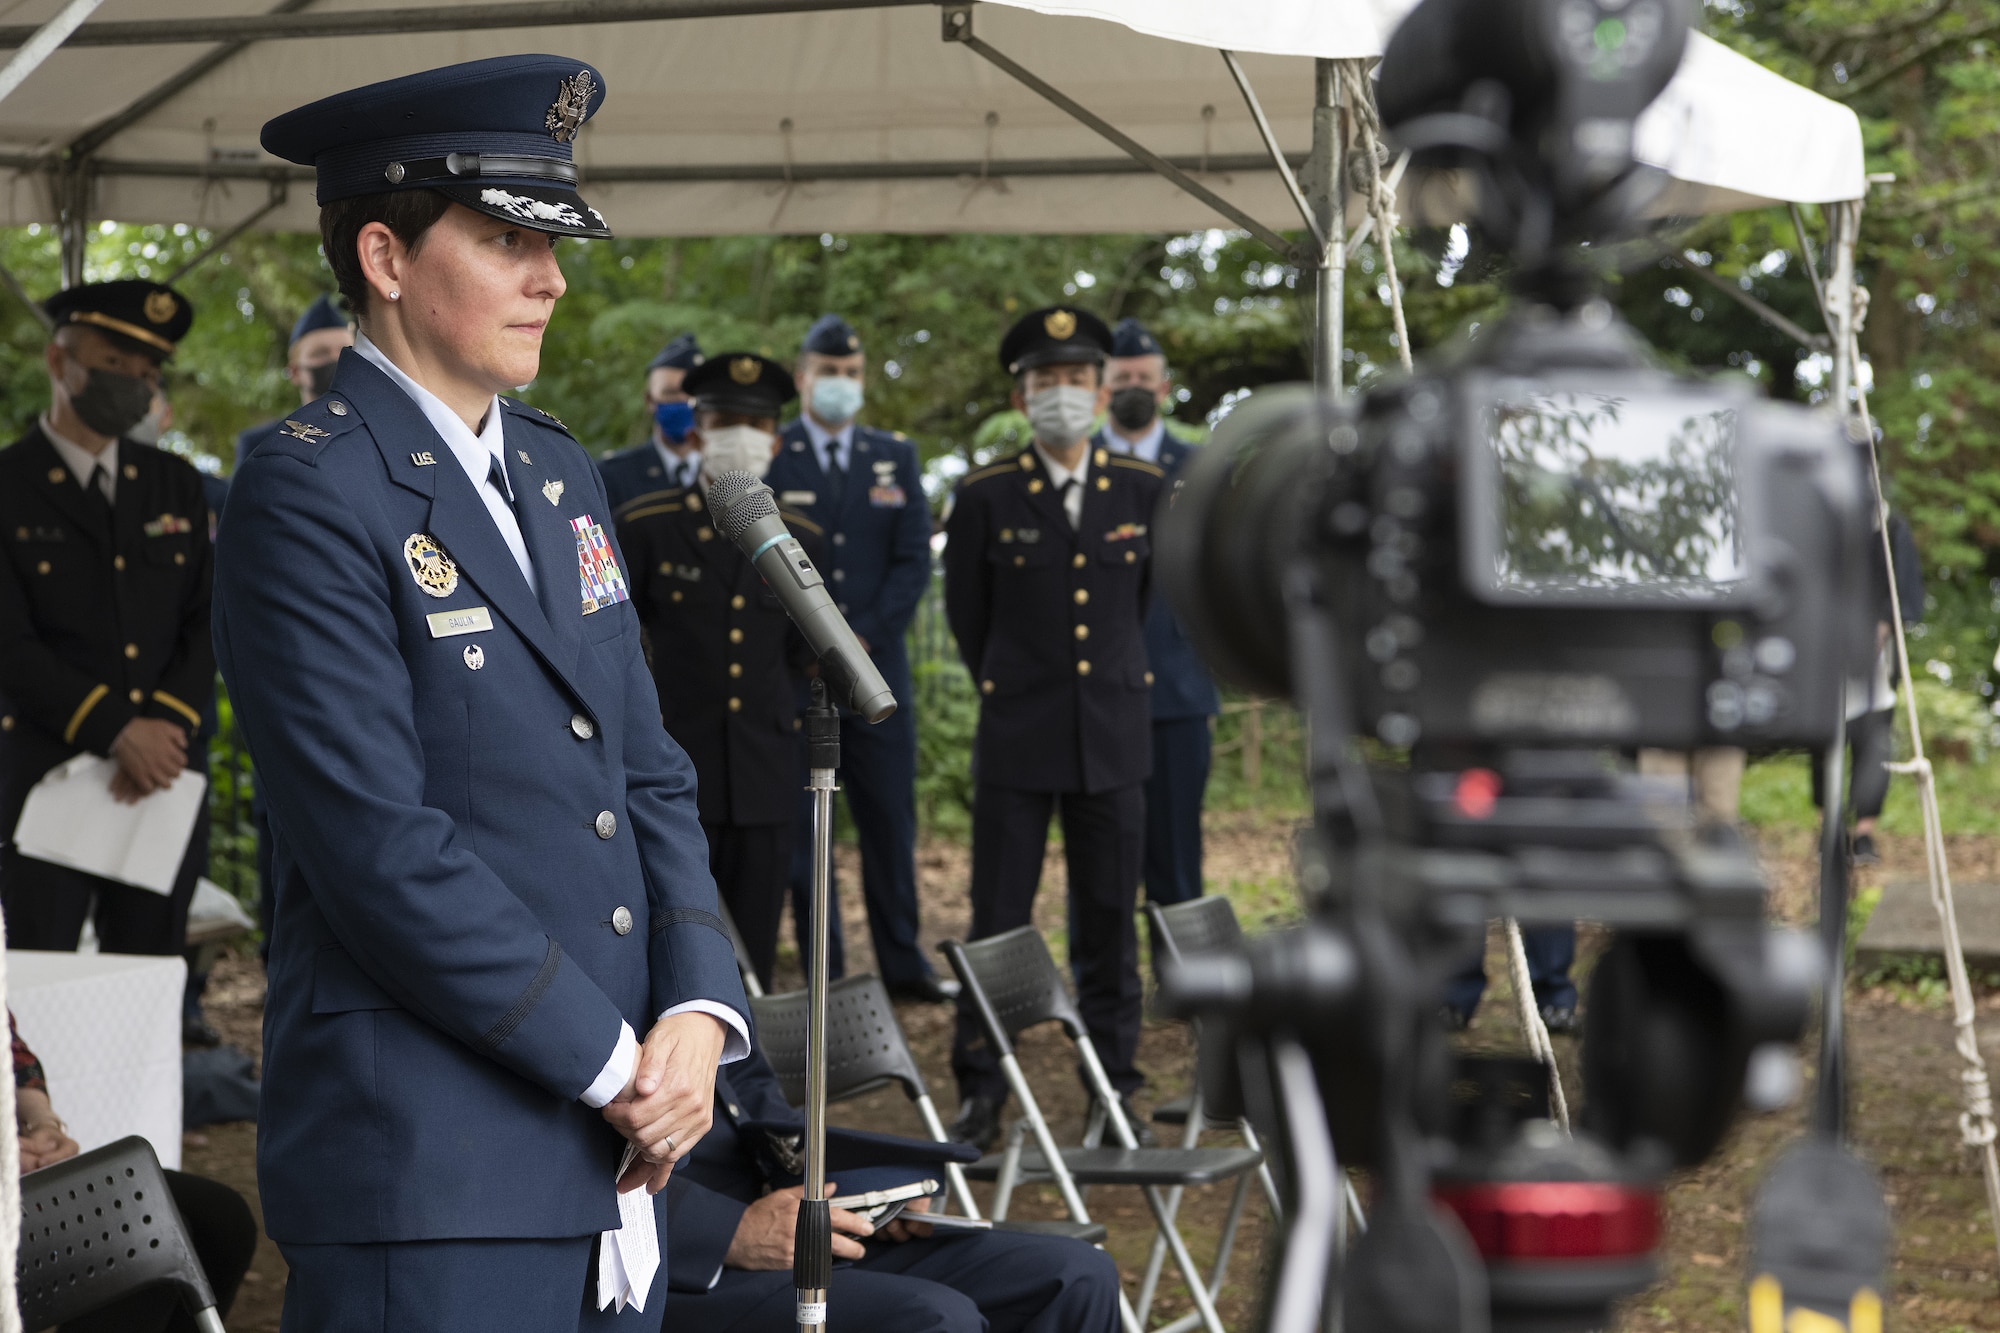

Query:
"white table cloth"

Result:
[[6, 951, 184, 1171]]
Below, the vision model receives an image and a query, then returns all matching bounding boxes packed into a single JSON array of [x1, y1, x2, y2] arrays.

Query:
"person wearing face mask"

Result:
[[1090, 319, 1219, 922], [599, 332, 705, 511], [614, 352, 825, 991], [0, 279, 216, 960], [768, 315, 947, 1004], [233, 292, 353, 472], [941, 306, 1167, 1150]]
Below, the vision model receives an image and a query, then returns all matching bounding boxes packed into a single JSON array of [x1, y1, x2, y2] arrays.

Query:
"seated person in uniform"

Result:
[[13, 1012, 259, 1333], [657, 1035, 1121, 1333]]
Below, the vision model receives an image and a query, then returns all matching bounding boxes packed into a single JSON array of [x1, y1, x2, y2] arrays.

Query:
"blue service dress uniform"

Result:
[[660, 1039, 1120, 1333], [942, 443, 1165, 1104], [614, 481, 823, 990], [598, 441, 674, 512], [0, 425, 214, 953], [213, 351, 750, 1325], [768, 422, 935, 987], [1091, 428, 1219, 909]]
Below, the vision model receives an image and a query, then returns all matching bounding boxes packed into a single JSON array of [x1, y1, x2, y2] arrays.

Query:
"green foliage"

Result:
[[1739, 744, 2000, 836]]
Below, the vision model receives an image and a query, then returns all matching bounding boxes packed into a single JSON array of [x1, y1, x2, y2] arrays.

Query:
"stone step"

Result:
[[1854, 877, 2000, 969]]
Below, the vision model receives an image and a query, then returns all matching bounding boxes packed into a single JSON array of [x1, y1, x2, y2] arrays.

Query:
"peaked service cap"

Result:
[[43, 280, 193, 358], [648, 333, 705, 372], [1110, 317, 1162, 358], [998, 305, 1111, 376], [802, 314, 862, 357], [289, 293, 349, 348], [687, 352, 798, 419]]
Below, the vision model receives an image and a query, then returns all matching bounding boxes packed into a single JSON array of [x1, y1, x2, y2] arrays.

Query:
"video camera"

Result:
[[1154, 1, 1878, 1330]]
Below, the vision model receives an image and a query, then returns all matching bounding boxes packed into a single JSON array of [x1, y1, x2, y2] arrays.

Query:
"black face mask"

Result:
[[1109, 386, 1159, 431], [68, 367, 156, 439], [305, 360, 339, 399]]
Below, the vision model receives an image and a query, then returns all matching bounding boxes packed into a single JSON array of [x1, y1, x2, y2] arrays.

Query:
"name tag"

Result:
[[426, 606, 494, 638], [780, 490, 817, 506]]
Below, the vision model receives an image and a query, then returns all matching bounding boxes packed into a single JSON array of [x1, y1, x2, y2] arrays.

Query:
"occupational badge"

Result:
[[518, 450, 533, 465], [543, 479, 565, 506], [729, 356, 761, 385], [545, 69, 595, 144], [1045, 308, 1077, 338], [403, 532, 459, 598], [572, 515, 630, 615]]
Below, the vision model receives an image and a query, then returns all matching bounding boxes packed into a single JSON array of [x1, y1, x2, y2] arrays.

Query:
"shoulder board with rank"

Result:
[[500, 397, 573, 436], [260, 397, 362, 465], [1109, 456, 1167, 478], [959, 459, 1019, 488], [781, 509, 824, 537]]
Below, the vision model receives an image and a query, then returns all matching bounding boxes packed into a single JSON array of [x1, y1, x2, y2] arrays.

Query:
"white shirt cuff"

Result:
[[661, 1000, 750, 1063], [581, 1021, 640, 1108]]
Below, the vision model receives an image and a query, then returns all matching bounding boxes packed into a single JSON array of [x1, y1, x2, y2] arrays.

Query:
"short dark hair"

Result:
[[319, 189, 452, 320]]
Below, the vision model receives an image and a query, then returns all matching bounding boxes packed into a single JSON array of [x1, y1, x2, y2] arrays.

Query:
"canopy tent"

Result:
[[0, 0, 1866, 246]]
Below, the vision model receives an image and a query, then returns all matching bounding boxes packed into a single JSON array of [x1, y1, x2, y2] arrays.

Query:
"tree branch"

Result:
[[1837, 17, 2000, 102]]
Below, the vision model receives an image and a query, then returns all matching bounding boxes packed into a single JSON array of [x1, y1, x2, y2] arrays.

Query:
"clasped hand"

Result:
[[602, 1011, 727, 1195], [724, 1184, 934, 1272], [109, 717, 187, 803]]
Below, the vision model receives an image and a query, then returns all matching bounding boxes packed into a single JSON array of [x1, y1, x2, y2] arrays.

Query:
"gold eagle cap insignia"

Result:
[[1044, 308, 1077, 339], [143, 291, 177, 324], [546, 69, 595, 144], [403, 533, 459, 599], [729, 356, 762, 385]]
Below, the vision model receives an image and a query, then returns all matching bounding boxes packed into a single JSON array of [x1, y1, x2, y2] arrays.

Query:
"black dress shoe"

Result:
[[887, 973, 961, 1004], [949, 1095, 1002, 1151], [1538, 1004, 1579, 1036]]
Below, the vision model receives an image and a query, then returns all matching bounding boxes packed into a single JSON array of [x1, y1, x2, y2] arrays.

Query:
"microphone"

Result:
[[708, 471, 897, 724]]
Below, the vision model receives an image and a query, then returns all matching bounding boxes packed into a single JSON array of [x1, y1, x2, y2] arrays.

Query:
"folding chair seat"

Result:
[[942, 926, 1264, 1333], [750, 973, 1104, 1241]]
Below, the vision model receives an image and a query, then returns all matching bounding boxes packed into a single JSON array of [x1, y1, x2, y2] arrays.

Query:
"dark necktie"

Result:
[[679, 458, 697, 489], [486, 454, 516, 508], [88, 463, 113, 518], [825, 440, 847, 508]]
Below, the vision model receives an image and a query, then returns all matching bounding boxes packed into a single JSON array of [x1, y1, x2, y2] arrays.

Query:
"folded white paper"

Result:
[[11, 755, 207, 896], [598, 1143, 660, 1313]]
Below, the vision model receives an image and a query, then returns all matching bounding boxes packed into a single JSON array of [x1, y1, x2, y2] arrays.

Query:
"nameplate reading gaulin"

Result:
[[426, 607, 495, 638]]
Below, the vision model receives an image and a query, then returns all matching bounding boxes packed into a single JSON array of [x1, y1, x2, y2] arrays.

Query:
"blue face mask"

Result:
[[653, 400, 695, 443], [809, 375, 864, 425]]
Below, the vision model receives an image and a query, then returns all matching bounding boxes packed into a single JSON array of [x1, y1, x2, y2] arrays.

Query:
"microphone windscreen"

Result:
[[709, 471, 780, 542]]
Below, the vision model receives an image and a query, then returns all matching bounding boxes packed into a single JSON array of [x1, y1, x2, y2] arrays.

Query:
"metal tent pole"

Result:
[[794, 678, 838, 1333], [1306, 59, 1344, 394]]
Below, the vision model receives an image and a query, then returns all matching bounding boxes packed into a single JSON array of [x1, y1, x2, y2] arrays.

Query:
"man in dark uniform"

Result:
[[942, 306, 1166, 1149], [234, 292, 352, 471], [769, 315, 946, 1002], [0, 279, 212, 956], [617, 353, 818, 990], [600, 333, 705, 511], [1092, 318, 1218, 911], [660, 1033, 1119, 1333]]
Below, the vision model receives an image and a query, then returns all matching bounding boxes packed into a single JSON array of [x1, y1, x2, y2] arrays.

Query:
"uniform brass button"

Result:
[[128, 688, 144, 704], [728, 663, 742, 678], [1073, 589, 1088, 605], [35, 561, 50, 575], [0, 715, 12, 731], [595, 810, 618, 839], [671, 590, 683, 602], [981, 679, 995, 695], [728, 697, 741, 712], [1124, 550, 1136, 563], [1072, 553, 1087, 569], [697, 527, 714, 542], [659, 563, 672, 574], [1145, 672, 1155, 685], [1013, 555, 1025, 567], [1076, 660, 1091, 676], [731, 595, 745, 609], [1074, 625, 1089, 640], [1096, 475, 1110, 490], [113, 555, 125, 571], [611, 906, 634, 936], [832, 533, 846, 546], [729, 628, 744, 644], [570, 714, 594, 740], [174, 552, 185, 565], [122, 464, 137, 480], [328, 400, 349, 416], [124, 643, 139, 659], [47, 468, 64, 484], [687, 494, 703, 513]]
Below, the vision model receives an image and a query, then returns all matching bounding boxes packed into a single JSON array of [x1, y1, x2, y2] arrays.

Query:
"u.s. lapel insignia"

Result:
[[403, 533, 459, 598], [281, 419, 328, 444], [546, 69, 595, 143], [543, 478, 565, 506]]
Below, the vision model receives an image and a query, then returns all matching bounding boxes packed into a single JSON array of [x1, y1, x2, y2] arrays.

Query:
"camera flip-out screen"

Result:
[[1466, 380, 1751, 604]]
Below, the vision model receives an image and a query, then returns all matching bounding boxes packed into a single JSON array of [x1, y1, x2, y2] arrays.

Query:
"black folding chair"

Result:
[[17, 1136, 226, 1333], [716, 896, 764, 998], [750, 973, 1104, 1241], [943, 927, 1263, 1333]]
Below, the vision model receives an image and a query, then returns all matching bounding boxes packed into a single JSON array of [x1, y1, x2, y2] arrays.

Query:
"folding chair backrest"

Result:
[[1152, 895, 1244, 966], [715, 898, 764, 998], [18, 1135, 219, 1331], [949, 926, 1088, 1044], [750, 973, 930, 1107]]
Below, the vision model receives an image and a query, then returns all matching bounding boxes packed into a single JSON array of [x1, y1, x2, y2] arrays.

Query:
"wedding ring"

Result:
[[664, 1134, 677, 1157]]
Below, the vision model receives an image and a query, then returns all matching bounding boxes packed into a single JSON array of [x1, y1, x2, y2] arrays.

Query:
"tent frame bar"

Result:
[[164, 178, 288, 284], [0, 0, 935, 49], [1667, 251, 1829, 351], [1219, 48, 1323, 250], [940, 4, 1305, 265]]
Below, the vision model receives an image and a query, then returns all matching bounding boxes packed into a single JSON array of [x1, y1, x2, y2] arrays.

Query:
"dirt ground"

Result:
[[184, 814, 2000, 1332]]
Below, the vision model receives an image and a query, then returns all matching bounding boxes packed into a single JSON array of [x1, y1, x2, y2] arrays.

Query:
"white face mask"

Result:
[[700, 424, 776, 480], [1025, 384, 1098, 448]]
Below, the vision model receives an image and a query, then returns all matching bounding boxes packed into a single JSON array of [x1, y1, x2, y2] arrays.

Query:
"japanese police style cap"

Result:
[[43, 280, 193, 358], [999, 305, 1112, 376], [261, 55, 612, 239], [686, 353, 798, 418]]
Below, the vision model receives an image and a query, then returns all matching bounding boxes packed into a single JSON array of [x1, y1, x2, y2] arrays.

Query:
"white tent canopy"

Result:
[[0, 0, 1866, 243]]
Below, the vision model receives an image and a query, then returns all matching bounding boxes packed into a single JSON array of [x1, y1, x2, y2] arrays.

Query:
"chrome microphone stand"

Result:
[[795, 676, 839, 1332]]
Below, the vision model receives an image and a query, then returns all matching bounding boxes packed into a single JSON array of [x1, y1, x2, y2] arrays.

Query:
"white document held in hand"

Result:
[[11, 755, 207, 896], [598, 1142, 661, 1312]]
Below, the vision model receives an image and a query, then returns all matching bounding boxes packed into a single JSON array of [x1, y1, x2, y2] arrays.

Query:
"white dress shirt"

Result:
[[354, 333, 748, 1105], [42, 417, 118, 503], [1103, 418, 1165, 464], [653, 440, 702, 489], [1032, 439, 1090, 529], [802, 413, 857, 476]]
